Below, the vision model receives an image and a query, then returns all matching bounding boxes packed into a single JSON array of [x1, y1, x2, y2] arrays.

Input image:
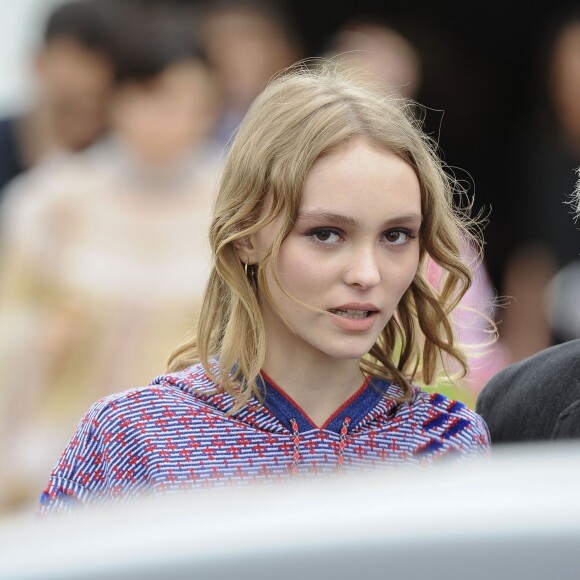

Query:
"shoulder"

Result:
[[408, 388, 490, 451], [40, 364, 225, 513], [0, 116, 17, 136], [48, 363, 220, 449], [83, 363, 224, 427], [476, 340, 580, 442], [0, 118, 18, 156], [151, 361, 218, 394], [485, 340, 580, 394], [411, 388, 488, 429], [0, 155, 86, 226], [477, 340, 580, 415]]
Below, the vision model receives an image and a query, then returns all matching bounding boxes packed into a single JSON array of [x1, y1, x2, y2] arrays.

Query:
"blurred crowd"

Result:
[[0, 0, 578, 515]]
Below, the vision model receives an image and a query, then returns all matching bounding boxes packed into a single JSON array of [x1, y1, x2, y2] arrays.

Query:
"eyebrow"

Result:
[[296, 210, 423, 227]]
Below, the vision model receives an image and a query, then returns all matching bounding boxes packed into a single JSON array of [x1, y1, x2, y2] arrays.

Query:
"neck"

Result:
[[262, 347, 365, 428]]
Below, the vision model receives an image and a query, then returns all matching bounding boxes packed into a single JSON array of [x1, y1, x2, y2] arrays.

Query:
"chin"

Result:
[[323, 343, 376, 361]]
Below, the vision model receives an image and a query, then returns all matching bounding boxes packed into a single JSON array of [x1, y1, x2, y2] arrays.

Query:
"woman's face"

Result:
[[245, 138, 422, 365]]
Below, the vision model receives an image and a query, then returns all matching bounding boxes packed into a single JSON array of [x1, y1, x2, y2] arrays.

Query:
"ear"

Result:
[[233, 236, 259, 266]]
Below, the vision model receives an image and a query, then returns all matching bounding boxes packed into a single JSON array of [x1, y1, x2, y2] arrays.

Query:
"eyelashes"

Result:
[[305, 227, 418, 247], [309, 228, 342, 244], [383, 230, 417, 246]]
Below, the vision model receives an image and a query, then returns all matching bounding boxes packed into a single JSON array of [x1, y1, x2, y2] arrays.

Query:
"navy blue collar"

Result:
[[258, 371, 390, 434]]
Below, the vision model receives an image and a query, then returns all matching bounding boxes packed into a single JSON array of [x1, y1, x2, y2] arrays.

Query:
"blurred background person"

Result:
[[0, 0, 221, 514], [199, 0, 303, 147], [324, 17, 507, 406], [323, 18, 422, 98], [501, 8, 580, 363], [0, 0, 117, 193]]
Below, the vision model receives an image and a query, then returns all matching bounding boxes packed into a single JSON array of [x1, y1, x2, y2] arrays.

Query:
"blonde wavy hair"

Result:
[[168, 63, 482, 409]]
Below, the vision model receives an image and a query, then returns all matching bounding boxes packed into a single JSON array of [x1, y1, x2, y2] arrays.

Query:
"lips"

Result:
[[328, 303, 379, 319]]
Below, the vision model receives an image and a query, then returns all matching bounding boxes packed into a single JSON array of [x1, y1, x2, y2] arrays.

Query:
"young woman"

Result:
[[40, 65, 490, 512]]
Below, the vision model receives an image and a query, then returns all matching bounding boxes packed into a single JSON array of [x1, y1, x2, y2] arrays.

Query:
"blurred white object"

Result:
[[0, 0, 62, 112], [1, 443, 580, 579]]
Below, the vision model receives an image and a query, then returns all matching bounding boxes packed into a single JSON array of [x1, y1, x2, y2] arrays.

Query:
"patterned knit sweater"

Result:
[[40, 363, 490, 512]]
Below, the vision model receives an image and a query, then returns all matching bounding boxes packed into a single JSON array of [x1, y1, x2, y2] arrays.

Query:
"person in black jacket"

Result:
[[476, 172, 580, 443], [476, 339, 580, 442]]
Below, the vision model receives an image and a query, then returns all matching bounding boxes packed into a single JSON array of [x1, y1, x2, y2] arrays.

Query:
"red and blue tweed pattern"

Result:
[[39, 363, 490, 512]]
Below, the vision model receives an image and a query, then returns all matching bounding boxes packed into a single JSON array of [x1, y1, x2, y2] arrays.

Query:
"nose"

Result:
[[344, 246, 381, 288]]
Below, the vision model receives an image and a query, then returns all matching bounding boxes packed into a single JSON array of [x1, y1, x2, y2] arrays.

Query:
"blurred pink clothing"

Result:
[[426, 246, 508, 395]]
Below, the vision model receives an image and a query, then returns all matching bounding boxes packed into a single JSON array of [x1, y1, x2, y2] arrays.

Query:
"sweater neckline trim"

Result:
[[258, 371, 388, 434]]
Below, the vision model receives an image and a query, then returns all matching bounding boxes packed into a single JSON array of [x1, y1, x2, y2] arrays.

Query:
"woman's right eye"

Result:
[[308, 229, 342, 244]]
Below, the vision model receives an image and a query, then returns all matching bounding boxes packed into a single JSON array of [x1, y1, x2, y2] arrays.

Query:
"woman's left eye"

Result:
[[383, 230, 416, 245]]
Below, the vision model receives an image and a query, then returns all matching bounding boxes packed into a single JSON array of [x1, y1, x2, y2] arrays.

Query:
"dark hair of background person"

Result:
[[110, 1, 208, 86], [43, 0, 120, 53]]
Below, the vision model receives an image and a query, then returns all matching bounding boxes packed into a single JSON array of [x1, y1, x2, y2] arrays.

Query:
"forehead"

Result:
[[299, 139, 421, 217]]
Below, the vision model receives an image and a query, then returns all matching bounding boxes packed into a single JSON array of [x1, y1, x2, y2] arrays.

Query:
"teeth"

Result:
[[330, 309, 370, 319]]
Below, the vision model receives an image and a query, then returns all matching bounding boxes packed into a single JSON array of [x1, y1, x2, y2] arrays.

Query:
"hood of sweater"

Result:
[[152, 362, 406, 438]]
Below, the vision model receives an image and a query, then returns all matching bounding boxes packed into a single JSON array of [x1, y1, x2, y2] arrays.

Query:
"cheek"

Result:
[[391, 250, 420, 297], [270, 243, 327, 302], [277, 250, 318, 294]]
